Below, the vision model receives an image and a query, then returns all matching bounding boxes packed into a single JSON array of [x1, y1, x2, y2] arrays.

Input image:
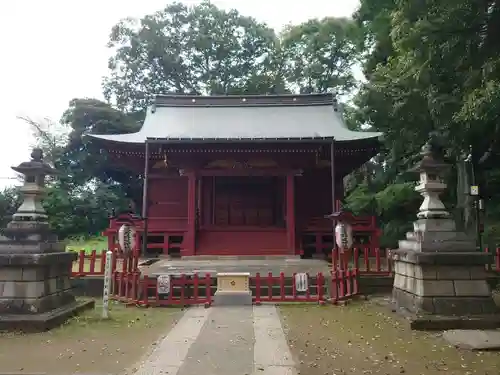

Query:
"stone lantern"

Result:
[[2, 148, 59, 246], [413, 140, 450, 220], [391, 136, 498, 328], [0, 148, 92, 331]]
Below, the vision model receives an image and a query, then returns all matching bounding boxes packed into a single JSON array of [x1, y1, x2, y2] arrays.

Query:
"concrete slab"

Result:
[[142, 257, 330, 277], [133, 307, 210, 375], [130, 304, 297, 375], [253, 305, 296, 374], [443, 329, 500, 350], [177, 307, 255, 375]]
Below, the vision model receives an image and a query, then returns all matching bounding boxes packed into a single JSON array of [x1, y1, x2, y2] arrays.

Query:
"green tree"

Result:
[[0, 187, 21, 228], [60, 98, 141, 194], [348, 0, 500, 246], [103, 1, 283, 111], [20, 112, 131, 239], [281, 17, 361, 94]]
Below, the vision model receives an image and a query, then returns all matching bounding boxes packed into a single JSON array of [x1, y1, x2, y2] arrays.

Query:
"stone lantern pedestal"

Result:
[[391, 138, 498, 329], [0, 149, 93, 332]]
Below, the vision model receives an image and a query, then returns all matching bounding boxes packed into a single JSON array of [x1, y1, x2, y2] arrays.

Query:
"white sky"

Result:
[[0, 0, 360, 189]]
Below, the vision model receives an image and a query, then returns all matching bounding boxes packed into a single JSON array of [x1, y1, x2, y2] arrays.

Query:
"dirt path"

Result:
[[279, 301, 500, 375], [0, 301, 181, 375]]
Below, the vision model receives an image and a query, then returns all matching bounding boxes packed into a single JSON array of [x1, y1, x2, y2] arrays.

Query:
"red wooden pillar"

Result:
[[286, 173, 296, 254], [106, 231, 114, 252], [186, 172, 197, 256]]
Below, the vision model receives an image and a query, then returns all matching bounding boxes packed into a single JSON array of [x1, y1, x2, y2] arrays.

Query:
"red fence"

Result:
[[107, 270, 359, 307], [484, 247, 500, 271], [70, 249, 133, 277], [252, 270, 358, 305], [70, 248, 394, 277], [253, 272, 326, 304], [71, 250, 108, 277], [332, 248, 393, 275], [70, 247, 500, 279], [137, 274, 213, 307]]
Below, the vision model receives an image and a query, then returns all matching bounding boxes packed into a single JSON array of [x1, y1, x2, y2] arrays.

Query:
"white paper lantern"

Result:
[[118, 223, 136, 253], [335, 222, 353, 251]]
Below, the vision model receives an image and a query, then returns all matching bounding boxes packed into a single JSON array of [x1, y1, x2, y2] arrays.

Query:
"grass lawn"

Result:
[[66, 236, 108, 254], [279, 300, 500, 375], [0, 299, 182, 375]]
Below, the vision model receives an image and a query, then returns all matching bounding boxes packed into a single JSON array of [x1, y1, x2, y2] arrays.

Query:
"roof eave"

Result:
[[145, 137, 336, 144], [86, 133, 383, 145]]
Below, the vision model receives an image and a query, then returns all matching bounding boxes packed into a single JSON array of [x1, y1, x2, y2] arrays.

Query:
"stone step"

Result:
[[181, 255, 301, 261]]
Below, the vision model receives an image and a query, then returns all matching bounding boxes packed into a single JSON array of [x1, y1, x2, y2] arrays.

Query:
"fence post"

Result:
[[102, 250, 113, 319]]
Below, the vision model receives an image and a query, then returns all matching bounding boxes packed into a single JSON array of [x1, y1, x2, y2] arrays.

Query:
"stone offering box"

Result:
[[213, 272, 252, 305]]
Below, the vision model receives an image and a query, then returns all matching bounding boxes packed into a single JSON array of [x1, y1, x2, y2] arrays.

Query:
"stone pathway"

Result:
[[133, 305, 296, 375]]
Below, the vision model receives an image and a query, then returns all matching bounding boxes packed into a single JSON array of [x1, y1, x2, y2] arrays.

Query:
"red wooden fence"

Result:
[[330, 268, 359, 303], [70, 249, 133, 277], [138, 274, 213, 307], [484, 247, 500, 271], [107, 270, 359, 307], [331, 248, 393, 275], [253, 272, 326, 304], [70, 247, 500, 278]]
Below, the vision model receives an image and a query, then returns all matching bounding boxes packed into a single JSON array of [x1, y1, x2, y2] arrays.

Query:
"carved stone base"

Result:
[[392, 249, 498, 317], [0, 251, 91, 331]]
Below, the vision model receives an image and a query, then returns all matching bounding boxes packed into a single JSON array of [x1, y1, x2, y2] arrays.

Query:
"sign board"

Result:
[[102, 250, 113, 319], [157, 274, 171, 295], [118, 224, 136, 253], [295, 273, 308, 292], [470, 185, 479, 196]]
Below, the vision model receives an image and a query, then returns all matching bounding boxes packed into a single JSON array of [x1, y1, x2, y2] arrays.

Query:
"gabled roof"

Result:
[[88, 93, 382, 144]]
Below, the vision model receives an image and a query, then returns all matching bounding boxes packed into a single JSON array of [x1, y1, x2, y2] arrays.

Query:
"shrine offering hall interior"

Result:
[[90, 93, 382, 257]]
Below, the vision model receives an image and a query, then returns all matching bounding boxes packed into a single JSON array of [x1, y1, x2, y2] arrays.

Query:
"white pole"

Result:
[[102, 250, 113, 319]]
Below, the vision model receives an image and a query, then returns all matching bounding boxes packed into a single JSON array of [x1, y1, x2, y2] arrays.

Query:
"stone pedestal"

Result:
[[0, 251, 93, 331], [390, 136, 499, 330], [213, 272, 252, 306], [392, 250, 497, 316]]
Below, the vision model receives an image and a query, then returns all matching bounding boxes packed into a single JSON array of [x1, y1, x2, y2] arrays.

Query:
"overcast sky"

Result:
[[0, 0, 360, 189]]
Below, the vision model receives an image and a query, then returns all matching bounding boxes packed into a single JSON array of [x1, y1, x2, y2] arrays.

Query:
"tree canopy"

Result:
[[2, 0, 500, 247]]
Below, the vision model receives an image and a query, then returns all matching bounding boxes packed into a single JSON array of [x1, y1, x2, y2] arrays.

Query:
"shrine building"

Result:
[[89, 93, 382, 258]]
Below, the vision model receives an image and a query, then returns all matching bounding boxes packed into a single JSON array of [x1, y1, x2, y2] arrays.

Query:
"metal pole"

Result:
[[141, 140, 150, 256], [330, 140, 337, 267], [330, 140, 336, 214], [102, 250, 113, 319]]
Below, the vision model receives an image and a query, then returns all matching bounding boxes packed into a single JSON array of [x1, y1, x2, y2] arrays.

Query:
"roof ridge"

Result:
[[153, 93, 338, 108]]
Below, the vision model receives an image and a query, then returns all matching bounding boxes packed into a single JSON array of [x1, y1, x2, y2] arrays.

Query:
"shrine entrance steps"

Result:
[[180, 255, 301, 260], [140, 256, 329, 278]]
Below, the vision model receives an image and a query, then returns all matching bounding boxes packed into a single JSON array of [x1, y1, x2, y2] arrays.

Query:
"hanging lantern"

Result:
[[327, 209, 355, 270], [118, 223, 136, 254], [327, 209, 355, 251], [335, 221, 353, 251]]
